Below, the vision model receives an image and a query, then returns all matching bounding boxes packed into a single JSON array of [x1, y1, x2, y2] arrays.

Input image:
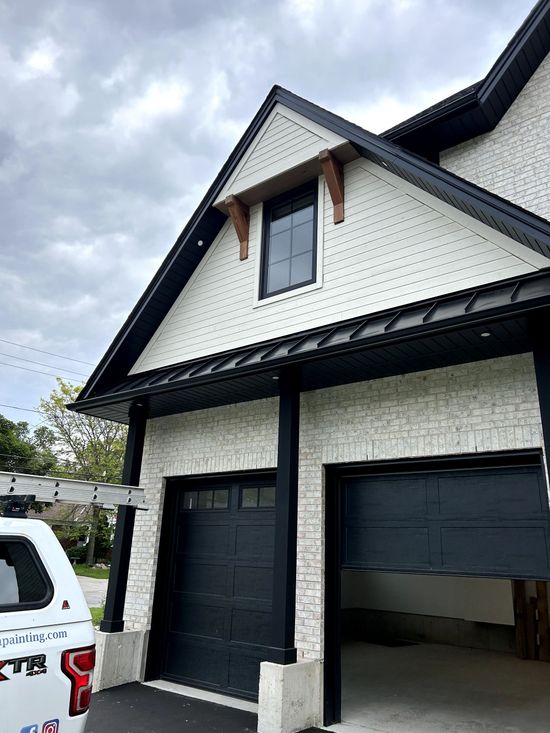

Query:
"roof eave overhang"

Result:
[[383, 0, 550, 157], [70, 270, 550, 423]]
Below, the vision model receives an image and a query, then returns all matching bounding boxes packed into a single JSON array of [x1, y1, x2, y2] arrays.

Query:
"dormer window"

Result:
[[260, 181, 318, 299]]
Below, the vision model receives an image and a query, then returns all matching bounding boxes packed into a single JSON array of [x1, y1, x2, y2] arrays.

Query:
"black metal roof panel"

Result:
[[384, 0, 550, 158], [71, 271, 550, 422], [75, 76, 550, 409]]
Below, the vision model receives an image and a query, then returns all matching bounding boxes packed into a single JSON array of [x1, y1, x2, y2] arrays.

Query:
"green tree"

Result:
[[39, 379, 127, 565], [0, 413, 56, 475]]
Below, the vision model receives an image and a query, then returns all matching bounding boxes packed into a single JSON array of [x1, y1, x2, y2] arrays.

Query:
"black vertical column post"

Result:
[[531, 313, 550, 472], [100, 402, 148, 633], [270, 367, 300, 664]]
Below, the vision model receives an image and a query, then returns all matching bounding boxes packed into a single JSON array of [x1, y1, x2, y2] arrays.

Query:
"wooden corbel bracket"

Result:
[[225, 194, 250, 260], [319, 148, 344, 224]]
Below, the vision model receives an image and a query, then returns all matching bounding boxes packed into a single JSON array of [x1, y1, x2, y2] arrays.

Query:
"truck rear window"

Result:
[[0, 539, 53, 611]]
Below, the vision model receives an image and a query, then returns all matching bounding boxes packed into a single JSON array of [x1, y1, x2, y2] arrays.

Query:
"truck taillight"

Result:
[[61, 645, 96, 716]]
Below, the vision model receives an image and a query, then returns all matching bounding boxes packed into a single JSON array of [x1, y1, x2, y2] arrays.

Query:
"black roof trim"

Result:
[[384, 0, 550, 158], [76, 81, 550, 407], [72, 270, 550, 417]]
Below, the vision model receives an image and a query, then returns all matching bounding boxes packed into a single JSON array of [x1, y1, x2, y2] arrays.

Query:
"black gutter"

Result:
[[70, 270, 550, 415]]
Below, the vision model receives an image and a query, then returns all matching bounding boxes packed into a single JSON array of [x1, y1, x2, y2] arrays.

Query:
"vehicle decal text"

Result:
[[0, 630, 68, 649], [0, 654, 47, 681]]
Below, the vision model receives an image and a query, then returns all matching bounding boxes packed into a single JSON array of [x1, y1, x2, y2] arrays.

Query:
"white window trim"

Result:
[[252, 175, 325, 309]]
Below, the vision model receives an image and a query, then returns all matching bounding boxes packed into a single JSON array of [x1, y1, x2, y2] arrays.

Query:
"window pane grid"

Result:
[[183, 489, 229, 511], [262, 183, 317, 298], [240, 486, 276, 509]]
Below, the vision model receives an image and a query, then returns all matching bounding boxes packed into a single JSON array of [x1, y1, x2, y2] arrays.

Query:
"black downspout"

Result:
[[269, 367, 300, 665], [100, 402, 148, 633], [531, 314, 550, 474]]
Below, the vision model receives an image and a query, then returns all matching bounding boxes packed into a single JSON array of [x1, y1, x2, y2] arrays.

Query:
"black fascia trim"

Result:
[[0, 535, 54, 613], [383, 85, 480, 142], [69, 270, 550, 415], [383, 0, 550, 153], [275, 87, 550, 249], [259, 180, 318, 300], [76, 80, 550, 405]]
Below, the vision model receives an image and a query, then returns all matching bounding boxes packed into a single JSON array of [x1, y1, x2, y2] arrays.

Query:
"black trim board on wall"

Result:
[[322, 449, 549, 726]]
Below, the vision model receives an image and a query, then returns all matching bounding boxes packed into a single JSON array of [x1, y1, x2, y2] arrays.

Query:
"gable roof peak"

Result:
[[74, 83, 550, 408]]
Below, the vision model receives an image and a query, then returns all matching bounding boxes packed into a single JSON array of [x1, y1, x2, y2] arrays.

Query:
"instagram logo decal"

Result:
[[42, 721, 59, 733]]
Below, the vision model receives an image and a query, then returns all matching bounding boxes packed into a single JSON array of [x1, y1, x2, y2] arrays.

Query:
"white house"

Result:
[[72, 2, 550, 731]]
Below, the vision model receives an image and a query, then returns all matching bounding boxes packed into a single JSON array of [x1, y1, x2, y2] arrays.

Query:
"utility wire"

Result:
[[0, 337, 95, 366], [0, 351, 89, 377], [0, 360, 84, 381], [0, 403, 42, 414]]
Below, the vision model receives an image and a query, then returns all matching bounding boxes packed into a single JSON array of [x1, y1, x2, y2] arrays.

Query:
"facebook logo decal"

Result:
[[20, 726, 39, 733]]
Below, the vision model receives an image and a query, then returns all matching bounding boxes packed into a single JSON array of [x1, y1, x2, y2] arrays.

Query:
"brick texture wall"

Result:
[[440, 52, 550, 220], [124, 354, 543, 662], [124, 399, 279, 627]]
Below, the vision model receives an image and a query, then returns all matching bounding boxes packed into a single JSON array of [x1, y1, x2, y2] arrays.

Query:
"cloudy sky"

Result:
[[0, 0, 536, 429]]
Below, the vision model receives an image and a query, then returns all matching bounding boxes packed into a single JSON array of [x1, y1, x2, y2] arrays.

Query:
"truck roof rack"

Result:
[[0, 471, 146, 512]]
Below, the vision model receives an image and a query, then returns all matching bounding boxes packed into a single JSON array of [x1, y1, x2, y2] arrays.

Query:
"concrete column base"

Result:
[[258, 659, 322, 733], [93, 629, 148, 692]]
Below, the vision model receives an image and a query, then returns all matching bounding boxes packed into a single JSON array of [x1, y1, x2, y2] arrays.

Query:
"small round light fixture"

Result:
[[197, 239, 204, 247], [480, 331, 492, 338]]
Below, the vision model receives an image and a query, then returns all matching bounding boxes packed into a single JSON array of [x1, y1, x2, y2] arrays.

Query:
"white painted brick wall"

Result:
[[441, 52, 550, 220], [124, 354, 543, 663]]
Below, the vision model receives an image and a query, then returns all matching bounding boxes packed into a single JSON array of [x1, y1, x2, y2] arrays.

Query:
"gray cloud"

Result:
[[0, 0, 535, 426]]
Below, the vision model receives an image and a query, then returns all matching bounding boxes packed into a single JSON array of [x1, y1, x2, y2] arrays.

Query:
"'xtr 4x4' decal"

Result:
[[0, 654, 47, 681]]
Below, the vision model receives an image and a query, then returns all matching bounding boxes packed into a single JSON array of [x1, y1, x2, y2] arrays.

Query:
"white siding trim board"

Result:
[[364, 160, 550, 270]]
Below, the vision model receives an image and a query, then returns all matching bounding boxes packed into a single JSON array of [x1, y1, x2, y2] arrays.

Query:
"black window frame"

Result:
[[259, 180, 318, 300], [0, 535, 54, 613]]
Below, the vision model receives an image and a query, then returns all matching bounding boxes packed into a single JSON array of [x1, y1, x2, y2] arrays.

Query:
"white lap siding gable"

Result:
[[130, 159, 548, 374]]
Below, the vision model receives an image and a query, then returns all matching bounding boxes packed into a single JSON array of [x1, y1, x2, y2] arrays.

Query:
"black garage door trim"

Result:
[[146, 470, 276, 700], [323, 449, 550, 726]]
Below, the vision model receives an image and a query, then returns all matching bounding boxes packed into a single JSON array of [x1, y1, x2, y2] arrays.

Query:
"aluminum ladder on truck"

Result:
[[0, 470, 146, 515]]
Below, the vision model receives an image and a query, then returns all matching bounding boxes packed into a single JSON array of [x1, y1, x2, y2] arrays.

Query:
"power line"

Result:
[[0, 351, 89, 377], [0, 403, 42, 414], [0, 337, 95, 366], [0, 361, 84, 381]]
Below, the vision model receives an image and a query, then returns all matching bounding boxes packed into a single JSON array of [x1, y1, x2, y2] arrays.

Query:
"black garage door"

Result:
[[160, 476, 276, 699], [341, 457, 550, 579]]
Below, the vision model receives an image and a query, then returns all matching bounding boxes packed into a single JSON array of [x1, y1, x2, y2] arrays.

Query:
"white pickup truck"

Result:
[[0, 516, 95, 733], [0, 472, 145, 733]]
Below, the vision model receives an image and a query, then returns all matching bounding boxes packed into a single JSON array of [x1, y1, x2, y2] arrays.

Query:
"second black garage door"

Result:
[[156, 475, 276, 700], [341, 454, 550, 579]]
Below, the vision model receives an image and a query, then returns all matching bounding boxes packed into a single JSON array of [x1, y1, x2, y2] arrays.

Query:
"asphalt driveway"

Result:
[[86, 683, 324, 733]]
